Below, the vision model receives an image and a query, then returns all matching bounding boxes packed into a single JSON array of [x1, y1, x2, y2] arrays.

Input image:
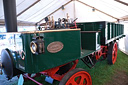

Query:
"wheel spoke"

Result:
[[112, 42, 118, 64], [76, 77, 81, 84], [112, 56, 114, 60], [112, 52, 115, 61], [60, 69, 92, 85], [113, 48, 115, 52], [71, 80, 78, 85], [112, 51, 115, 56], [112, 51, 115, 60], [79, 75, 85, 85], [66, 77, 78, 85]]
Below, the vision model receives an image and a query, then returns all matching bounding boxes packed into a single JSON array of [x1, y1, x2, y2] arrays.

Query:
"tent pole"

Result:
[[3, 0, 17, 32], [114, 0, 128, 6], [0, 0, 40, 18], [73, 0, 76, 19], [76, 0, 119, 20], [120, 15, 128, 21]]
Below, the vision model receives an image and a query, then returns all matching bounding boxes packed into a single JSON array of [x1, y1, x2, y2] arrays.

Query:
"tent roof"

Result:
[[0, 0, 128, 23]]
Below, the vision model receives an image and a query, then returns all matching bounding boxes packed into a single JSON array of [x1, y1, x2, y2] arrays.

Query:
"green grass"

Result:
[[24, 50, 128, 85]]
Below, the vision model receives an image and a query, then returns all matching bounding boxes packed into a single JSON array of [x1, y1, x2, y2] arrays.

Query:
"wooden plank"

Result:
[[81, 31, 101, 33], [0, 29, 80, 34]]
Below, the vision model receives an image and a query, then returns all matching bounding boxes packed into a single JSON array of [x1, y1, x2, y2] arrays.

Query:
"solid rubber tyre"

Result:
[[107, 42, 118, 65], [1, 49, 13, 79], [1, 49, 23, 79], [59, 68, 92, 85]]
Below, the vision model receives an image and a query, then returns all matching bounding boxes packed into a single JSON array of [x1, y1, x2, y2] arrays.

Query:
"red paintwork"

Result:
[[65, 71, 92, 85], [95, 46, 108, 60], [40, 59, 79, 81], [75, 21, 77, 29], [23, 60, 79, 84], [69, 21, 77, 29], [112, 42, 117, 64], [22, 45, 109, 84]]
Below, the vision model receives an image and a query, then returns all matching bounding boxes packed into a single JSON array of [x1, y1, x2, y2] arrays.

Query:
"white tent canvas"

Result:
[[119, 23, 128, 55], [0, 0, 128, 55], [1, 0, 128, 22]]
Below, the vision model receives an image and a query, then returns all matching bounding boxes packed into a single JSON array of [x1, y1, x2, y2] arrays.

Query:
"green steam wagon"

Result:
[[0, 22, 124, 85], [0, 0, 125, 85]]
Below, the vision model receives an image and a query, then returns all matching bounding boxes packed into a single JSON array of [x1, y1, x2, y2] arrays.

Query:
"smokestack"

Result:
[[3, 0, 17, 32]]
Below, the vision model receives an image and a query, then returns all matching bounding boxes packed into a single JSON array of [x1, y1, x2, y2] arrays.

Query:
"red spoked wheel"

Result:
[[112, 42, 118, 64], [59, 68, 92, 85], [107, 42, 118, 65]]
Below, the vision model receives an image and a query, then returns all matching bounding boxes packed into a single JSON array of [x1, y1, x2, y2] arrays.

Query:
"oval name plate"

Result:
[[47, 41, 64, 53]]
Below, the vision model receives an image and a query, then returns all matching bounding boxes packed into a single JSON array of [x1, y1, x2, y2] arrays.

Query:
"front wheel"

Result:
[[59, 68, 92, 85]]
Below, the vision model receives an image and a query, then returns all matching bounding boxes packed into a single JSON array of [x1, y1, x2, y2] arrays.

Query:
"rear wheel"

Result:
[[107, 42, 118, 65], [59, 68, 92, 85]]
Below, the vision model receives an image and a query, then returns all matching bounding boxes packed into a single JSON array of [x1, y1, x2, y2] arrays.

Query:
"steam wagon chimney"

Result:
[[3, 0, 17, 32]]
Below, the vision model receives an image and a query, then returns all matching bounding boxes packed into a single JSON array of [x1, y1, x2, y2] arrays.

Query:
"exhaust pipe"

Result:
[[3, 0, 17, 32]]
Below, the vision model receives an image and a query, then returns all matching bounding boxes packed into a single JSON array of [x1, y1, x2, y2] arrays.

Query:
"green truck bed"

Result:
[[77, 21, 124, 45]]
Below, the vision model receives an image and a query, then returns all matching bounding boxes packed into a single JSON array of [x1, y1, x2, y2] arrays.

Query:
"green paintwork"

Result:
[[11, 29, 81, 73], [81, 32, 100, 51], [77, 21, 124, 45], [111, 23, 114, 38], [107, 23, 110, 40]]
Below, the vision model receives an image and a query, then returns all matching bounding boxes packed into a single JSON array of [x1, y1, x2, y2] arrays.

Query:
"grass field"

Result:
[[24, 50, 128, 85]]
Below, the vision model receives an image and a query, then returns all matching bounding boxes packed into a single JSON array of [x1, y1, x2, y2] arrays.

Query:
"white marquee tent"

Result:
[[0, 0, 128, 54], [0, 0, 128, 22]]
